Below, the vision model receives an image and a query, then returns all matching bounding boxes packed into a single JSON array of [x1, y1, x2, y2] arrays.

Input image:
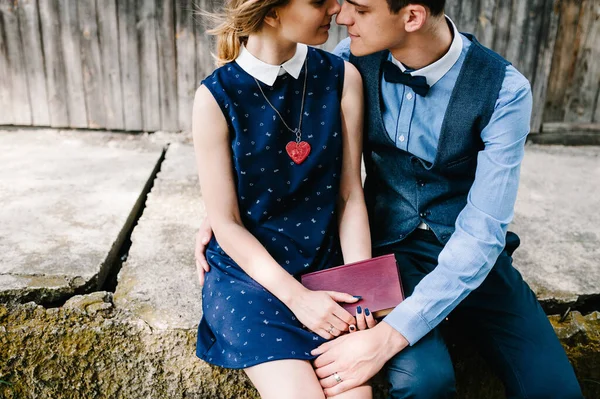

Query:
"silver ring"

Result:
[[333, 372, 342, 383], [328, 325, 335, 334]]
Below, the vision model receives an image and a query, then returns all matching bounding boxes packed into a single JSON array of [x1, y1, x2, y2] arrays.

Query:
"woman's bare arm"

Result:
[[337, 61, 371, 264]]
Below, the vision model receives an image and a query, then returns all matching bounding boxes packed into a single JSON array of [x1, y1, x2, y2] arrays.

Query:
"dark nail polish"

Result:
[[365, 308, 370, 316], [353, 296, 362, 300], [356, 306, 362, 314]]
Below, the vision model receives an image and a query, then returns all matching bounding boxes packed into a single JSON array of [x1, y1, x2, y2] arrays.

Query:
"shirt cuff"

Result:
[[382, 302, 432, 346]]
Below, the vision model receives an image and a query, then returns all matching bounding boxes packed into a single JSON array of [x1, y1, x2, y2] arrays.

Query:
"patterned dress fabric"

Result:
[[196, 47, 346, 369]]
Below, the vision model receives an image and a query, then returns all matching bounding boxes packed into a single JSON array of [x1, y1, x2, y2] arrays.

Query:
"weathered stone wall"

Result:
[[1, 292, 599, 398], [0, 293, 257, 399]]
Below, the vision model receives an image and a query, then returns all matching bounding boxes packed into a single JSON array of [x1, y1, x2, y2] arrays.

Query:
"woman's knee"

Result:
[[244, 359, 325, 399], [387, 361, 455, 399]]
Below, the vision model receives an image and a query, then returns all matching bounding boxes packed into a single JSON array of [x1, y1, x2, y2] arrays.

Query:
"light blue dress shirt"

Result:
[[333, 23, 533, 345]]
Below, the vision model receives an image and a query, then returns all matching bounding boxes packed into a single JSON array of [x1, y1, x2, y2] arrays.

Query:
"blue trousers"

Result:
[[377, 229, 583, 399]]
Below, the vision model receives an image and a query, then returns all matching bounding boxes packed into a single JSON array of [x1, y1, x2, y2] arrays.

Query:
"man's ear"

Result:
[[402, 5, 427, 33], [263, 8, 279, 28]]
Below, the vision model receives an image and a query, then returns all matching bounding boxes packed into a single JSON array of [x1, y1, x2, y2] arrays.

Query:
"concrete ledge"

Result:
[[0, 130, 165, 305], [1, 297, 598, 398], [2, 131, 599, 398]]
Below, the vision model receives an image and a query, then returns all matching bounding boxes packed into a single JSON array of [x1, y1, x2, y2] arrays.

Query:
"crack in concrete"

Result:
[[21, 143, 171, 309], [100, 144, 170, 295]]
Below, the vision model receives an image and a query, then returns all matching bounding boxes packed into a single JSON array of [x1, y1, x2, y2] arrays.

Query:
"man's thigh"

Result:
[[454, 247, 583, 399], [381, 234, 456, 399], [385, 327, 456, 399]]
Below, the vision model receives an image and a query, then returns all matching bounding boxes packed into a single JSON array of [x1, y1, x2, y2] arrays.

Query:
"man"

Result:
[[308, 1, 583, 398], [196, 1, 583, 397]]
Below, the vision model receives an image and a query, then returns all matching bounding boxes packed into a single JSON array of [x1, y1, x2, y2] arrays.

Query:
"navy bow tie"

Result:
[[383, 61, 430, 97]]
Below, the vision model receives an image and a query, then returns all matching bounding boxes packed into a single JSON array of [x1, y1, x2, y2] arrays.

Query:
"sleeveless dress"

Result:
[[195, 47, 346, 369]]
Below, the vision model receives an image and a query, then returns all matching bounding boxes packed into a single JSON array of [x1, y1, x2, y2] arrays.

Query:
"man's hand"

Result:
[[311, 322, 409, 397], [195, 217, 213, 286]]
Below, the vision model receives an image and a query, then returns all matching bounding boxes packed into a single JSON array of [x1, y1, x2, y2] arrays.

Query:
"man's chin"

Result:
[[350, 39, 385, 57], [349, 41, 373, 57]]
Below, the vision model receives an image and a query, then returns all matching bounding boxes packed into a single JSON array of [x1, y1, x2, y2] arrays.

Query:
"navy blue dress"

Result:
[[196, 47, 346, 369]]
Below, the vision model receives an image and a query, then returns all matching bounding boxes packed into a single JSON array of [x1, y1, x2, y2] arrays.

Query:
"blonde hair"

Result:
[[199, 0, 291, 66]]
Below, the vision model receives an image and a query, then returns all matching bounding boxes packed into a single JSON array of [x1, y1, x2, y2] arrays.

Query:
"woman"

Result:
[[192, 0, 374, 397]]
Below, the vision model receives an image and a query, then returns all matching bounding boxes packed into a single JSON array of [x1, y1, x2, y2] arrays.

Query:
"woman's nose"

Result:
[[329, 0, 342, 15]]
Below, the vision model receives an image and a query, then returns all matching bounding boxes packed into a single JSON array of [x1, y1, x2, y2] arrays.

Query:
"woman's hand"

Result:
[[286, 289, 359, 340], [350, 305, 377, 333], [195, 217, 213, 286]]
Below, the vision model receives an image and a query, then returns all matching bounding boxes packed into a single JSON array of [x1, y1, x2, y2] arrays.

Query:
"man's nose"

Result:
[[335, 2, 353, 26]]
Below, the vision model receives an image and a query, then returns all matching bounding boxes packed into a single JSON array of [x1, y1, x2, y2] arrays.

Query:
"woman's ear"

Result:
[[402, 5, 427, 33], [263, 8, 280, 29]]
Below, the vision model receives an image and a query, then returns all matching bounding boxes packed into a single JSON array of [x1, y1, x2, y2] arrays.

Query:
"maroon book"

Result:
[[300, 254, 405, 318]]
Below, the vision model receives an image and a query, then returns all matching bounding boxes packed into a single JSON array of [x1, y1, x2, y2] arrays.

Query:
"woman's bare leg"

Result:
[[328, 384, 372, 399], [244, 359, 372, 399]]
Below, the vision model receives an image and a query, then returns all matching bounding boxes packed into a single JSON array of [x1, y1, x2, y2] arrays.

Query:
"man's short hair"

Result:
[[386, 0, 445, 16]]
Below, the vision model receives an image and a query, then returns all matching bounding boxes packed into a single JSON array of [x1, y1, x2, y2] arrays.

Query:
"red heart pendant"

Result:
[[286, 141, 311, 164]]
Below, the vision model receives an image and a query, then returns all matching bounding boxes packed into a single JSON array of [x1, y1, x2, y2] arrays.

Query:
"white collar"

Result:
[[235, 43, 308, 86], [390, 16, 463, 87]]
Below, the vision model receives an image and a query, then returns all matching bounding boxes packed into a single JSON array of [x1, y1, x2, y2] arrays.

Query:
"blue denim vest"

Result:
[[350, 34, 510, 248]]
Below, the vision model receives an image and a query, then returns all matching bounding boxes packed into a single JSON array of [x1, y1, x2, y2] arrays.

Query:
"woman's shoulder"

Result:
[[200, 62, 241, 87], [307, 46, 345, 73]]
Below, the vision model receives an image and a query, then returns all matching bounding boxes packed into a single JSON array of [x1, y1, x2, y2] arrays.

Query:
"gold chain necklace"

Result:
[[253, 57, 311, 165]]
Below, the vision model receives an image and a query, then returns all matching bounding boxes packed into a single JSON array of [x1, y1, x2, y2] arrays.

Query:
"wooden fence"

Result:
[[0, 0, 599, 140]]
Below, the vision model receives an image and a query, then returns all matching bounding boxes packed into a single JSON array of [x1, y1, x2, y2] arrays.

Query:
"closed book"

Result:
[[300, 254, 404, 319]]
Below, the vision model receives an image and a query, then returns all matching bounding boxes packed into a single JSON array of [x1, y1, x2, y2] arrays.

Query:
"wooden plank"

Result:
[[563, 0, 600, 123], [595, 86, 600, 123], [520, 0, 546, 82], [0, 1, 32, 125], [530, 0, 560, 133], [157, 0, 179, 131], [17, 0, 50, 126], [38, 0, 69, 127], [476, 0, 498, 48], [543, 0, 583, 123], [532, 122, 600, 145], [491, 0, 512, 57], [530, 132, 600, 145], [78, 0, 106, 129], [97, 0, 125, 130], [118, 0, 143, 131], [58, 0, 88, 128], [458, 0, 480, 35], [0, 8, 14, 125], [137, 0, 161, 131], [446, 1, 462, 25], [542, 122, 600, 133], [505, 0, 530, 73], [195, 0, 218, 84], [176, 0, 197, 132]]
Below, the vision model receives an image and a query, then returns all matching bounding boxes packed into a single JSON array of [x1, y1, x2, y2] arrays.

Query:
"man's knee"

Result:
[[387, 360, 455, 399]]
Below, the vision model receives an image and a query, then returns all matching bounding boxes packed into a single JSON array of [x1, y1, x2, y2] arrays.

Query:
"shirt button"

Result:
[[406, 93, 413, 100], [399, 135, 406, 143]]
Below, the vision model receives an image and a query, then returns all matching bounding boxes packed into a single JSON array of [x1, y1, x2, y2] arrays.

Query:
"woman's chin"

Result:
[[299, 32, 330, 47]]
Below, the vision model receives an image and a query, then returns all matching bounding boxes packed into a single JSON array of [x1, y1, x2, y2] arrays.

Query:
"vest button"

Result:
[[419, 212, 426, 218]]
